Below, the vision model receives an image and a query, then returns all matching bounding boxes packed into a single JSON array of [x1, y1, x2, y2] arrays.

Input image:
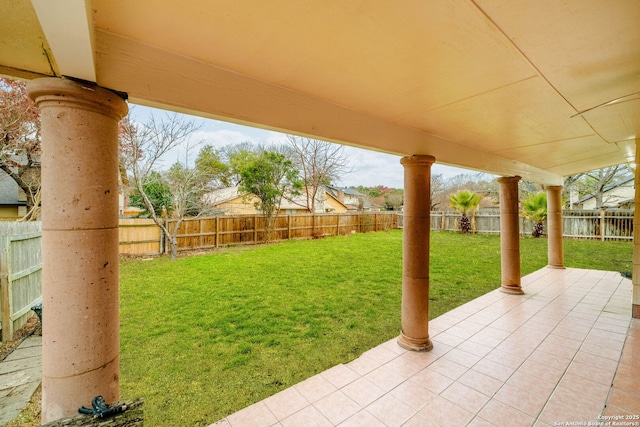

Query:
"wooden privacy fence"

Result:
[[119, 218, 163, 255], [164, 212, 399, 254], [119, 212, 398, 256], [0, 222, 42, 341], [563, 209, 634, 241], [400, 209, 634, 241], [122, 209, 635, 256]]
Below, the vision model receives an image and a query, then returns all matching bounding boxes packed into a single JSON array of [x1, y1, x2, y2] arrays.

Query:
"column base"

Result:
[[397, 331, 433, 352], [546, 264, 566, 269], [500, 285, 524, 295], [633, 304, 640, 319]]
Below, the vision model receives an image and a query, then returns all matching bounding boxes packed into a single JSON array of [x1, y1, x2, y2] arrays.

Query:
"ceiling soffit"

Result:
[[0, 0, 57, 78], [2, 0, 636, 183]]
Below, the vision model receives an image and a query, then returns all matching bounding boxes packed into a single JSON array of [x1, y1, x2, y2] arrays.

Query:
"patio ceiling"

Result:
[[2, 1, 639, 185]]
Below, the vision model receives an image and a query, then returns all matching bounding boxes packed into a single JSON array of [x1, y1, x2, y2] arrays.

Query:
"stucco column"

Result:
[[398, 155, 435, 352], [28, 78, 128, 422], [633, 143, 640, 318], [497, 176, 524, 295], [546, 185, 565, 269]]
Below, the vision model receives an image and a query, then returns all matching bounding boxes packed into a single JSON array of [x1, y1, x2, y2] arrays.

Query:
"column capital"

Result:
[[546, 185, 563, 191], [27, 77, 128, 121], [497, 175, 522, 184], [400, 155, 436, 168]]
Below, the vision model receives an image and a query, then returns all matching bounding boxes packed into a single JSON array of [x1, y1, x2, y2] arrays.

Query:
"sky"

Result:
[[129, 105, 475, 189]]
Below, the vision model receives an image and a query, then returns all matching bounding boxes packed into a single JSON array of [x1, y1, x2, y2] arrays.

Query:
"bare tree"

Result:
[[434, 172, 497, 211], [385, 190, 404, 211], [0, 77, 41, 220], [430, 173, 445, 210], [120, 113, 202, 260], [584, 166, 632, 209], [285, 135, 352, 213]]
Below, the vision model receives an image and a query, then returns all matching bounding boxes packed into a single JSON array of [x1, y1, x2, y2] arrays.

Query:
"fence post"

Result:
[[336, 214, 340, 236], [199, 219, 204, 248], [254, 215, 258, 243], [312, 214, 316, 237], [0, 234, 11, 341], [215, 216, 219, 248], [159, 223, 164, 255], [287, 215, 291, 240]]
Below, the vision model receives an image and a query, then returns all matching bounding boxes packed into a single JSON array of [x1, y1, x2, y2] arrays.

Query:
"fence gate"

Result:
[[0, 222, 42, 341]]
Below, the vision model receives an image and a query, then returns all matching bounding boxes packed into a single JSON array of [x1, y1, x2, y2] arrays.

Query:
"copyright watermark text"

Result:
[[553, 415, 640, 427]]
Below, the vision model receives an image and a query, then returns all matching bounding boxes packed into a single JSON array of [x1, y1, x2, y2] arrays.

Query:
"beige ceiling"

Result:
[[2, 0, 639, 185]]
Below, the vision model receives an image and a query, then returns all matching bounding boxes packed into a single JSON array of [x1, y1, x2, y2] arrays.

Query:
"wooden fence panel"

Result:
[[122, 209, 634, 257], [561, 209, 634, 241], [163, 212, 399, 252], [119, 219, 161, 255], [290, 215, 314, 239], [400, 209, 633, 241], [603, 210, 634, 241], [0, 222, 42, 341], [563, 210, 601, 240]]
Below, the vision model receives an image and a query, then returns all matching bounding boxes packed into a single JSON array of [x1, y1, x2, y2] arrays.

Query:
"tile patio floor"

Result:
[[210, 267, 640, 427]]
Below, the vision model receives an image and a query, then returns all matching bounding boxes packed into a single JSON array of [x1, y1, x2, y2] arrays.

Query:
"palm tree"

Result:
[[449, 190, 481, 233], [521, 192, 547, 237]]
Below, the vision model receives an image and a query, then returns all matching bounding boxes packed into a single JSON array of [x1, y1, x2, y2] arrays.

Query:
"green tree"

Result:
[[521, 191, 547, 237], [234, 149, 303, 241], [449, 190, 481, 234], [195, 144, 232, 189], [128, 171, 173, 217]]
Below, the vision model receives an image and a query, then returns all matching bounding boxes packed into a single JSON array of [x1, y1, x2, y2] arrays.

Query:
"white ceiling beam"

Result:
[[31, 0, 96, 82]]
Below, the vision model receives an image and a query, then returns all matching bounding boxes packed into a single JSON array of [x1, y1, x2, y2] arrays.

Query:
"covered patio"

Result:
[[1, 1, 640, 424], [213, 267, 639, 426]]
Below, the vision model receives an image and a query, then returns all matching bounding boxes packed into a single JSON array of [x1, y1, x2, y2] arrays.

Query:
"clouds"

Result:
[[339, 147, 404, 188], [129, 105, 472, 189]]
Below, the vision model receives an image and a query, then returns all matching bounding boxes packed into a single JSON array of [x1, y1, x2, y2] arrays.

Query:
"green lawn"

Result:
[[119, 230, 632, 426]]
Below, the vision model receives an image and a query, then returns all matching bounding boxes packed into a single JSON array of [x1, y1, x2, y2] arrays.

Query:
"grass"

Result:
[[119, 230, 633, 426]]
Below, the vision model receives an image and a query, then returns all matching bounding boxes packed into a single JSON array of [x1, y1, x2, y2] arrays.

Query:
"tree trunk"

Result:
[[532, 221, 544, 238], [169, 235, 178, 260], [168, 217, 186, 260], [460, 214, 470, 234], [264, 215, 274, 242]]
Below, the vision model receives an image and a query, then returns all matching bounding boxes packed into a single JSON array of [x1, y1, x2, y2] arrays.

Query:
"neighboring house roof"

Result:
[[577, 177, 634, 204], [325, 185, 365, 198], [0, 171, 25, 206], [205, 186, 349, 213], [576, 176, 635, 209], [342, 187, 365, 197], [205, 186, 243, 205]]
